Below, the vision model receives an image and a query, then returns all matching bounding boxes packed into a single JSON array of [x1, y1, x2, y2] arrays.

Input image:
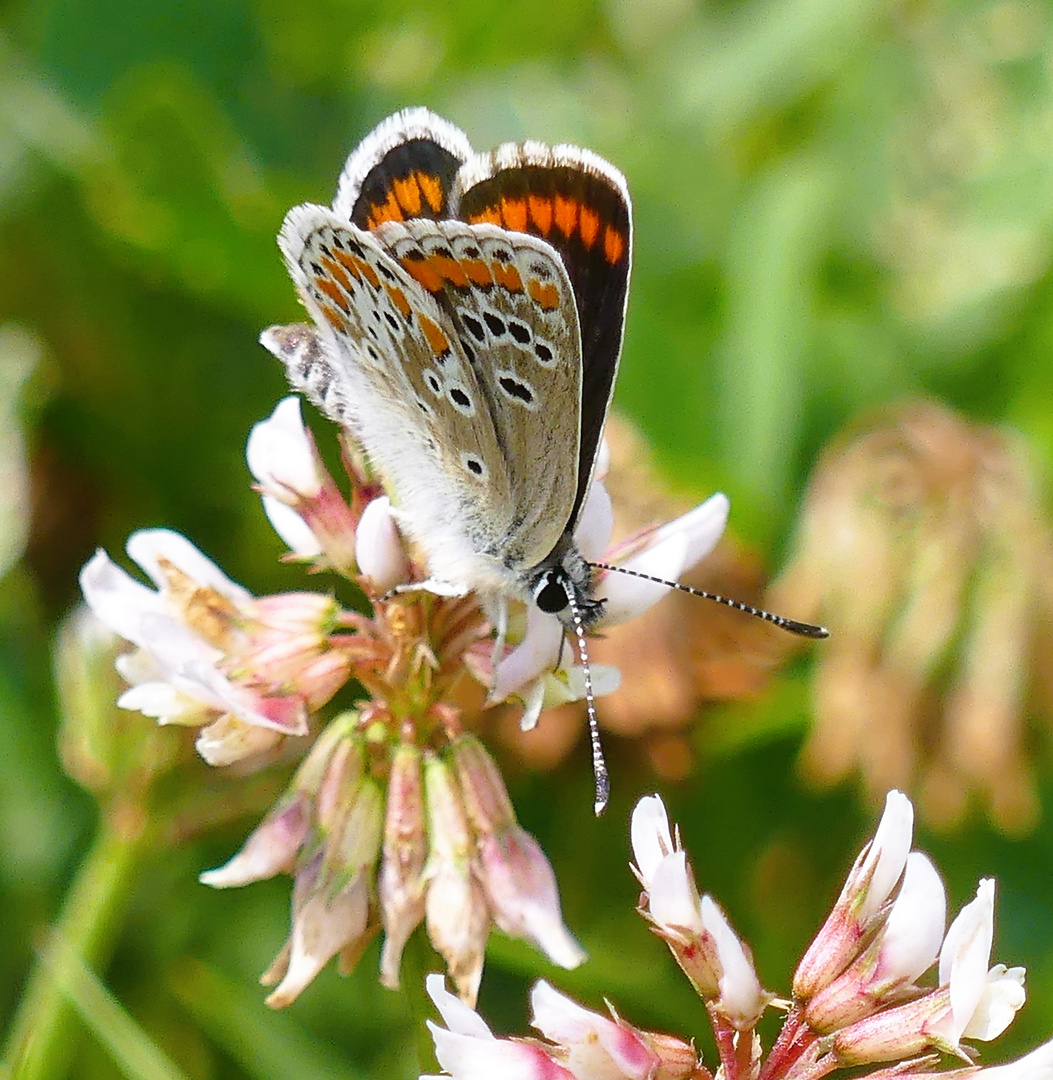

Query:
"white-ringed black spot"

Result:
[[424, 370, 443, 396], [377, 262, 396, 281], [508, 320, 531, 345], [462, 314, 486, 342], [483, 312, 506, 337], [497, 373, 536, 408], [448, 385, 473, 414], [533, 340, 555, 366], [461, 452, 487, 480], [459, 338, 475, 363], [416, 398, 433, 417], [384, 311, 400, 331]]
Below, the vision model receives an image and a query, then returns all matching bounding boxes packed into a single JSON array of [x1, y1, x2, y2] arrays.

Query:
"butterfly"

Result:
[[263, 108, 824, 813], [267, 109, 628, 631]]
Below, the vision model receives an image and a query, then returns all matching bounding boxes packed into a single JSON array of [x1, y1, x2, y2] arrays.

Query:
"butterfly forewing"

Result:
[[278, 204, 526, 585], [333, 108, 472, 228], [452, 142, 632, 531], [374, 217, 582, 571]]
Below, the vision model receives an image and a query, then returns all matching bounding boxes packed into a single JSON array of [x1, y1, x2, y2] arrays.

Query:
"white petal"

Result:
[[597, 492, 730, 625], [356, 496, 409, 591], [530, 980, 655, 1080], [976, 1035, 1053, 1080], [117, 681, 190, 721], [630, 795, 674, 884], [518, 678, 546, 732], [491, 608, 563, 702], [263, 496, 322, 556], [265, 876, 369, 1007], [126, 529, 252, 604], [79, 549, 165, 645], [963, 965, 1026, 1041], [879, 852, 946, 982], [425, 974, 494, 1039], [941, 879, 996, 1040], [598, 531, 688, 626], [573, 480, 614, 562], [195, 714, 284, 766], [858, 790, 914, 922], [701, 894, 766, 1026], [649, 851, 704, 934], [246, 397, 322, 499], [428, 1024, 567, 1080], [560, 663, 620, 701], [653, 493, 730, 570]]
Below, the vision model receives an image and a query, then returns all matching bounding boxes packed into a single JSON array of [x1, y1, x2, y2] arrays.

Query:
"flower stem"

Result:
[[4, 802, 151, 1080], [401, 929, 443, 1075]]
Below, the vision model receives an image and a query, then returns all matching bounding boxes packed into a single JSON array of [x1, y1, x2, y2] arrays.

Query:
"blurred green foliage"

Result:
[[2, 0, 1053, 1076]]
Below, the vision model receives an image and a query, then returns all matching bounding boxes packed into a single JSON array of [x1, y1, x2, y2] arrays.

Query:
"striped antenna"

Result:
[[590, 562, 829, 639], [566, 589, 610, 816]]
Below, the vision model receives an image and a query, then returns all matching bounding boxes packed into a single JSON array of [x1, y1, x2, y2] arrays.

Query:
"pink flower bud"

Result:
[[199, 793, 312, 888], [379, 743, 427, 989], [794, 791, 914, 1001], [424, 753, 490, 1006]]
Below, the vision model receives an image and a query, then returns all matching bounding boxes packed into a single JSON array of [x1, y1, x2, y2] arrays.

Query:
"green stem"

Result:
[[4, 804, 151, 1080], [401, 930, 443, 1075]]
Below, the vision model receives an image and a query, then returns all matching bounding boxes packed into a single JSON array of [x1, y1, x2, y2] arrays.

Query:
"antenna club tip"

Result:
[[792, 622, 830, 639], [594, 796, 608, 817]]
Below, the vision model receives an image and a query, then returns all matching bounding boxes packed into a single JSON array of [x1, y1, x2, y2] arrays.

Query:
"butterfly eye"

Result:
[[533, 571, 569, 614]]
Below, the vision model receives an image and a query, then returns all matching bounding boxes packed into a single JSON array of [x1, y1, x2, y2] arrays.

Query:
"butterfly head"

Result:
[[527, 543, 604, 630]]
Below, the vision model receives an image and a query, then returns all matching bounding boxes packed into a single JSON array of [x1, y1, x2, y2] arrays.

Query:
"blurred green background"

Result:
[[3, 0, 1053, 1076]]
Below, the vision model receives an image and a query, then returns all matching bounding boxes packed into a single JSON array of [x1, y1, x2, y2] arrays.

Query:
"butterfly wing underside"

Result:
[[374, 217, 582, 571], [277, 204, 526, 589], [452, 143, 632, 533]]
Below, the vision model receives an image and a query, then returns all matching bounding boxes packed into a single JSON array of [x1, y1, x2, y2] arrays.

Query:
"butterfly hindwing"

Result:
[[333, 107, 472, 229], [277, 204, 524, 585], [452, 142, 632, 531], [375, 217, 582, 571]]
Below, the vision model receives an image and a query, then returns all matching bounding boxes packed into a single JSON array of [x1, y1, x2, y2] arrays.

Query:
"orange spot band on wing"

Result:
[[321, 304, 349, 331], [492, 261, 524, 293], [578, 206, 600, 248], [392, 176, 422, 217], [400, 256, 444, 292], [333, 250, 363, 280], [603, 225, 626, 265], [554, 195, 578, 236], [430, 254, 470, 289], [417, 313, 450, 356], [528, 279, 559, 310], [320, 256, 353, 293], [528, 195, 553, 234], [417, 172, 444, 213], [367, 189, 404, 227], [501, 197, 528, 232], [386, 285, 412, 318], [351, 256, 381, 290], [316, 276, 349, 311], [468, 207, 503, 226], [462, 259, 493, 287]]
